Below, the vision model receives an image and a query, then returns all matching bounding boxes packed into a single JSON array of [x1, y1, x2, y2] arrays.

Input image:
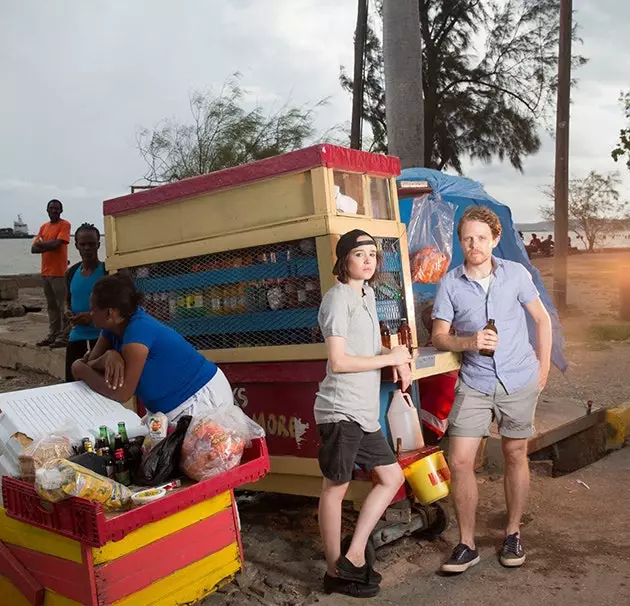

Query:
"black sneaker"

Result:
[[323, 573, 380, 598], [440, 543, 480, 573], [500, 533, 526, 567], [36, 337, 55, 347]]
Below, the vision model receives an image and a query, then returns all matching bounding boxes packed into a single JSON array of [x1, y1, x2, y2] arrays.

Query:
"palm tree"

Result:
[[382, 0, 424, 168]]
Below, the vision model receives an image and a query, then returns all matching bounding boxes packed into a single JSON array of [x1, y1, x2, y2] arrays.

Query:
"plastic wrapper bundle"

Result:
[[180, 405, 265, 481], [19, 435, 74, 483], [135, 416, 191, 486], [35, 459, 132, 511], [407, 194, 456, 283], [141, 412, 169, 456]]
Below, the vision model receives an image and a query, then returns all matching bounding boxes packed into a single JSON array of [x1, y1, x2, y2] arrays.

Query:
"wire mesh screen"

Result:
[[127, 236, 408, 352], [129, 238, 323, 350], [374, 237, 408, 334]]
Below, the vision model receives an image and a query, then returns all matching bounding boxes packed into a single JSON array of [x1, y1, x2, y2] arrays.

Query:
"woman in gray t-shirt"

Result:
[[314, 229, 412, 597]]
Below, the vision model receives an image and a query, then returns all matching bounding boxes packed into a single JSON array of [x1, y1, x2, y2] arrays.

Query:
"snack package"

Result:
[[406, 194, 456, 283], [142, 412, 169, 455], [35, 459, 132, 511], [19, 435, 74, 483], [180, 406, 265, 481]]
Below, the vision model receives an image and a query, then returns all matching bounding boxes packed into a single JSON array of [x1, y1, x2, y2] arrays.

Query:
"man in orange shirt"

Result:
[[31, 199, 72, 347]]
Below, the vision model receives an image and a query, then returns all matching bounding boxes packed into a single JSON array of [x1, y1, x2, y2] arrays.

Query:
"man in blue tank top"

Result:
[[64, 224, 106, 381]]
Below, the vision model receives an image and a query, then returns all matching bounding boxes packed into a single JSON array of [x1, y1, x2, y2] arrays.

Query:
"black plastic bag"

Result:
[[133, 415, 191, 487]]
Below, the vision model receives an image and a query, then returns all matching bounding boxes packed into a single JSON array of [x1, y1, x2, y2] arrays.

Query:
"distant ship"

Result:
[[0, 215, 32, 239]]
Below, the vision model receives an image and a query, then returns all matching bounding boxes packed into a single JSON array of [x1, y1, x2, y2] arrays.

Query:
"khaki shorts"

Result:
[[448, 377, 539, 439]]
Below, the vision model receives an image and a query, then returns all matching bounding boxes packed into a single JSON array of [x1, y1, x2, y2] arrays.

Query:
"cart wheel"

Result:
[[340, 533, 377, 566], [413, 502, 449, 541]]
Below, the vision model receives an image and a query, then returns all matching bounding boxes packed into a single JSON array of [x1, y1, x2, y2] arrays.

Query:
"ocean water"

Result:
[[0, 239, 81, 276]]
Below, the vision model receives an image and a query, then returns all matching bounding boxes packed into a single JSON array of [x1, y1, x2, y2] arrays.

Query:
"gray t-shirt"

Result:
[[314, 282, 382, 433]]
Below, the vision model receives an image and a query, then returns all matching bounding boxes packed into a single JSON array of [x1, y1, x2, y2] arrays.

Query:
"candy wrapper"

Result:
[[142, 412, 169, 455], [35, 459, 132, 511], [180, 405, 265, 481], [19, 435, 74, 483]]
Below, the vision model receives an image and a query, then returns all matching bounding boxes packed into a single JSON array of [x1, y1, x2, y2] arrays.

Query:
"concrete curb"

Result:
[[0, 336, 64, 380]]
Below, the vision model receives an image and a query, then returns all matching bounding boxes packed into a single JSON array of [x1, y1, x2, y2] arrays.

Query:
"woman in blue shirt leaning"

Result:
[[71, 273, 233, 420]]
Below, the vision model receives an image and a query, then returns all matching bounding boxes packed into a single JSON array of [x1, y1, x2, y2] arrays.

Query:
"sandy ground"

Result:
[[1, 253, 629, 605]]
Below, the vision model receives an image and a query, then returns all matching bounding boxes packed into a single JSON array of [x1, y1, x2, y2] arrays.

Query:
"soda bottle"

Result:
[[101, 446, 116, 480], [114, 446, 131, 486], [380, 321, 391, 349], [118, 422, 129, 445], [397, 318, 413, 353], [479, 319, 498, 357], [95, 426, 109, 456]]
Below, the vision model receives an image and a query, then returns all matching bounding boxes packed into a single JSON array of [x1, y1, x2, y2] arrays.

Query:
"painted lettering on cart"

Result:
[[428, 467, 451, 487], [232, 387, 248, 409], [250, 412, 310, 447]]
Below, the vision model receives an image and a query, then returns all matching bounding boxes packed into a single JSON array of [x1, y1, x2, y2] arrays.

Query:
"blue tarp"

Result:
[[397, 168, 568, 373]]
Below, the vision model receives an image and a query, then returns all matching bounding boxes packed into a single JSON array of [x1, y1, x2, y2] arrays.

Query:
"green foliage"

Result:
[[341, 0, 586, 171], [138, 75, 326, 183], [540, 171, 628, 251], [611, 91, 630, 171]]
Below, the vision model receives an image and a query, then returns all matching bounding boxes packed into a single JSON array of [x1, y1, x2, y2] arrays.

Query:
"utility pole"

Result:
[[553, 0, 572, 313], [350, 0, 369, 150]]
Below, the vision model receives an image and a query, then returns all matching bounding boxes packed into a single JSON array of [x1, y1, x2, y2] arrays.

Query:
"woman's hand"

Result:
[[73, 312, 93, 327], [104, 350, 125, 390], [388, 345, 412, 367]]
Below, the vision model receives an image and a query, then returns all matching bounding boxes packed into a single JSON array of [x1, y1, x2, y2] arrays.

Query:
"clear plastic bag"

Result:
[[141, 412, 169, 456], [180, 405, 265, 482], [35, 459, 132, 511], [18, 435, 74, 483], [407, 195, 456, 283]]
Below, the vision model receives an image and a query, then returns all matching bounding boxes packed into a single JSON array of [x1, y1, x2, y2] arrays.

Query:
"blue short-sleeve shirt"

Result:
[[69, 263, 106, 342], [432, 257, 540, 395], [103, 308, 218, 413]]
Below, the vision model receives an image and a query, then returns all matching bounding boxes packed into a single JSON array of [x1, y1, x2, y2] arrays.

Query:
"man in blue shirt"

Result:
[[431, 206, 552, 573], [64, 224, 106, 380]]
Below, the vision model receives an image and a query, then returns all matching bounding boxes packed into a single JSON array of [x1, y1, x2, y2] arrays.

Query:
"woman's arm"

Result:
[[72, 343, 149, 403], [84, 334, 114, 368], [327, 336, 411, 374]]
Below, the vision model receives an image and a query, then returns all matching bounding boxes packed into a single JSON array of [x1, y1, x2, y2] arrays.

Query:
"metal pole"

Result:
[[350, 0, 369, 150], [553, 0, 572, 312]]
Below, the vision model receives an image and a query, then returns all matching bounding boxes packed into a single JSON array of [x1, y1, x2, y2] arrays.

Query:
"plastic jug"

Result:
[[387, 390, 424, 453]]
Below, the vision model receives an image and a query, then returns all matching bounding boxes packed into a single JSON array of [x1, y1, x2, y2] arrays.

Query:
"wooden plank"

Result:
[[310, 167, 333, 215], [269, 456, 322, 477], [95, 510, 236, 604], [389, 176, 401, 223], [91, 492, 231, 565], [105, 216, 329, 271], [326, 215, 403, 238], [0, 542, 44, 606], [315, 235, 338, 297], [103, 215, 117, 260], [411, 349, 461, 380], [527, 408, 607, 455], [7, 546, 91, 605], [201, 343, 327, 364], [397, 224, 418, 348], [112, 544, 240, 606], [361, 174, 373, 219], [0, 510, 83, 564]]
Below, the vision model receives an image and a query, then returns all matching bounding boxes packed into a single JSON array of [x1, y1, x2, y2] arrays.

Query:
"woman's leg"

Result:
[[319, 478, 350, 577], [345, 463, 405, 567]]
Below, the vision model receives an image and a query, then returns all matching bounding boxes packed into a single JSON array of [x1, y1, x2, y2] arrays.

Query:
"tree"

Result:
[[611, 91, 630, 171], [341, 0, 586, 172], [137, 76, 325, 184], [382, 0, 425, 168], [540, 171, 627, 251]]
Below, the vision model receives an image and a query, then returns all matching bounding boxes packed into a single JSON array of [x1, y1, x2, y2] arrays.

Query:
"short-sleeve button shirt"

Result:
[[432, 257, 540, 395]]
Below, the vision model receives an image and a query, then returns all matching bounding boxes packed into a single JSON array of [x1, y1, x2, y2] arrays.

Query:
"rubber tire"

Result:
[[414, 502, 449, 541]]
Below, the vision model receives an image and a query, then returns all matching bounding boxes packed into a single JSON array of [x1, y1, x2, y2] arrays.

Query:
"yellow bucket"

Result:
[[403, 451, 451, 505]]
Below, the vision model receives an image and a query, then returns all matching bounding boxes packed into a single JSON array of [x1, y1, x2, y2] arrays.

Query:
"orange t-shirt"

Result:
[[35, 219, 71, 277]]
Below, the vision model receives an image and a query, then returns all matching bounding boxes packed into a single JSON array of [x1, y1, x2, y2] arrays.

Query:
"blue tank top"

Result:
[[69, 263, 106, 342]]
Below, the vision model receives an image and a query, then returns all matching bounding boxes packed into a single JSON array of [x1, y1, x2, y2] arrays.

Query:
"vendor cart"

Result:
[[102, 145, 460, 534], [0, 439, 268, 605]]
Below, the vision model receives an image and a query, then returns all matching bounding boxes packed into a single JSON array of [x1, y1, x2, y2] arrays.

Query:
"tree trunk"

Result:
[[382, 0, 425, 168]]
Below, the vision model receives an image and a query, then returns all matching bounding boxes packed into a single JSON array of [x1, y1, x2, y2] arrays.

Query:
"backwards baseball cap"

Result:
[[332, 229, 378, 275]]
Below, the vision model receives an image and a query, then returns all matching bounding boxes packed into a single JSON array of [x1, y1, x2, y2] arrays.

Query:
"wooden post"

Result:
[[553, 0, 572, 313]]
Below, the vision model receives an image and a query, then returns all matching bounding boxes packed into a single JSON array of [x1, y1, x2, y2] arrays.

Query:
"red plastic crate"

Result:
[[2, 438, 269, 547]]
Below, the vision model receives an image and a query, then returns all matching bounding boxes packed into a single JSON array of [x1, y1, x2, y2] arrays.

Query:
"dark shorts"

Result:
[[317, 420, 397, 483]]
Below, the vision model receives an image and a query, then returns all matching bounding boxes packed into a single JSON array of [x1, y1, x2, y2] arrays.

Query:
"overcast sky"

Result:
[[1, 0, 628, 235]]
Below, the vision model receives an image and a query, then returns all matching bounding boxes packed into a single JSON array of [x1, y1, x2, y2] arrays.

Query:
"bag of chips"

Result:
[[180, 405, 265, 481], [35, 459, 132, 511]]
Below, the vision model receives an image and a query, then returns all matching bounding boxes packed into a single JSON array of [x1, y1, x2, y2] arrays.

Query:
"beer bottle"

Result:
[[379, 321, 391, 349], [82, 437, 94, 454], [397, 318, 413, 353], [117, 422, 129, 445], [102, 446, 116, 480], [479, 319, 498, 357], [114, 439, 131, 486], [95, 426, 109, 456]]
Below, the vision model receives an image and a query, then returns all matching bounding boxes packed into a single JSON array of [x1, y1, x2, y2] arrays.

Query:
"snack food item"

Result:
[[19, 435, 73, 483], [131, 487, 166, 506], [35, 459, 132, 510], [180, 417, 245, 481], [142, 412, 168, 455], [410, 247, 450, 283]]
